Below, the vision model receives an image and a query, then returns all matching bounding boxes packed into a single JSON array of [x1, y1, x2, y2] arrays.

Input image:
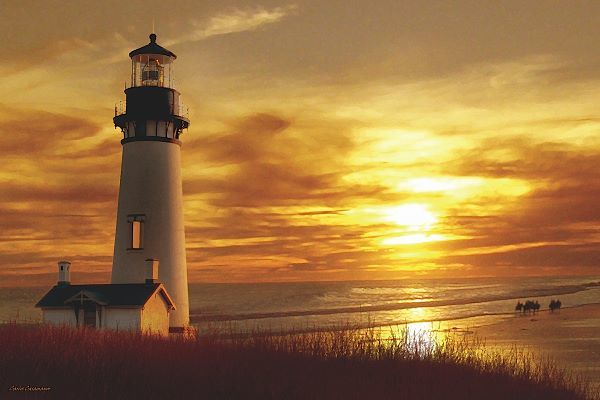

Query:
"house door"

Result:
[[83, 305, 96, 328]]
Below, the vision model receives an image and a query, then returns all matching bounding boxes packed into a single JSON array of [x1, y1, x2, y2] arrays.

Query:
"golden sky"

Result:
[[2, 1, 600, 286]]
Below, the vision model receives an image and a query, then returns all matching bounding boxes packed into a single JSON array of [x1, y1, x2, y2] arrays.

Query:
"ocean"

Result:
[[5, 275, 598, 332]]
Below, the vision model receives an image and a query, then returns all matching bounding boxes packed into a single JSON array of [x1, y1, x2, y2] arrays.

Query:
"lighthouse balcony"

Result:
[[113, 115, 190, 140], [114, 96, 189, 120], [113, 86, 190, 141]]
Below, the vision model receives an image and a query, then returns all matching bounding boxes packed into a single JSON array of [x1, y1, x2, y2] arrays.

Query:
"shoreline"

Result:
[[408, 302, 600, 332], [402, 303, 600, 386], [196, 304, 600, 388], [194, 302, 600, 337], [192, 286, 600, 322]]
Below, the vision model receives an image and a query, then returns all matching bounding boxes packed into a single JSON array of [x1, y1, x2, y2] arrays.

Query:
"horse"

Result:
[[549, 299, 562, 312], [515, 301, 523, 313]]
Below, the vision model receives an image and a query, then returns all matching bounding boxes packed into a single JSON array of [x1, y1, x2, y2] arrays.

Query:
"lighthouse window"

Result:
[[132, 221, 142, 249], [127, 215, 145, 250], [146, 120, 157, 136]]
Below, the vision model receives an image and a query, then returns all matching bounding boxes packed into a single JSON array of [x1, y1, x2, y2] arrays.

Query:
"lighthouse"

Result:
[[111, 33, 190, 331]]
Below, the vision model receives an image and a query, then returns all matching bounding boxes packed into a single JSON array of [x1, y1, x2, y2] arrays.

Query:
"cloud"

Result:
[[444, 243, 600, 271], [423, 137, 600, 272], [0, 37, 97, 75], [192, 113, 292, 164], [177, 101, 600, 279], [201, 5, 297, 38], [0, 104, 102, 154], [167, 5, 298, 45], [0, 104, 121, 284], [183, 112, 388, 208]]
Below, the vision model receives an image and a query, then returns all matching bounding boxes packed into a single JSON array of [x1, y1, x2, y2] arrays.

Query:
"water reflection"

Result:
[[406, 308, 443, 347], [373, 307, 447, 350]]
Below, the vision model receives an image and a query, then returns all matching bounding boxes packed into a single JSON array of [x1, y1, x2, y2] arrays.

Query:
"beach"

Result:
[[400, 304, 600, 386], [477, 304, 600, 386]]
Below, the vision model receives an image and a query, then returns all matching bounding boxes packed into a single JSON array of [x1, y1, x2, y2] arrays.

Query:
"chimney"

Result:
[[145, 258, 159, 284], [58, 260, 71, 286]]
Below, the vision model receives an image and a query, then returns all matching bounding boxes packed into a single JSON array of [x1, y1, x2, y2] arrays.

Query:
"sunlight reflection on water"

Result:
[[375, 307, 449, 348]]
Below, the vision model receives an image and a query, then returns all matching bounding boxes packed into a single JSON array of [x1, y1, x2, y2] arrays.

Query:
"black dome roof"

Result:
[[129, 33, 176, 59]]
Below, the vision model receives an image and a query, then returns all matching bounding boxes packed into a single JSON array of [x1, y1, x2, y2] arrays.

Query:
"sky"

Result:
[[1, 1, 600, 286]]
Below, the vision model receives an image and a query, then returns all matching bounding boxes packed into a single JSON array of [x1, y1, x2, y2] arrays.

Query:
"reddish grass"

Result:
[[0, 323, 596, 399]]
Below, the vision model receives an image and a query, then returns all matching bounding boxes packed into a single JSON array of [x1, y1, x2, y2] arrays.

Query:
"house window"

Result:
[[127, 214, 145, 250]]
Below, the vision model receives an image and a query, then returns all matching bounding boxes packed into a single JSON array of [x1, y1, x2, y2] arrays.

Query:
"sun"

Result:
[[380, 204, 446, 246], [384, 203, 437, 230]]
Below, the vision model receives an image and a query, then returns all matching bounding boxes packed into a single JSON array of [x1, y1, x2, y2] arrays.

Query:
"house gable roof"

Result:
[[64, 290, 108, 306], [35, 283, 176, 310]]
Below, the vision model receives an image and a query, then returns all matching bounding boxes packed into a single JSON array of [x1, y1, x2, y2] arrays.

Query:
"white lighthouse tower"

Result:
[[112, 33, 190, 331]]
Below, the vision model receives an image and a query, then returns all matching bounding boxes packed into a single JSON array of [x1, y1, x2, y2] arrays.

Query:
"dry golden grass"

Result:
[[0, 322, 597, 399]]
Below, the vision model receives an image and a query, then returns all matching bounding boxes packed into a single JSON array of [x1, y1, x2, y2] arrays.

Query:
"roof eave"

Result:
[[128, 45, 177, 59]]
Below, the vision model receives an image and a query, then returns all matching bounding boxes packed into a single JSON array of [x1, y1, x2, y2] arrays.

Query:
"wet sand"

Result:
[[406, 304, 600, 386]]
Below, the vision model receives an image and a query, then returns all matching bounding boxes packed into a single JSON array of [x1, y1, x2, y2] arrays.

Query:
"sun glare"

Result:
[[403, 177, 478, 193], [384, 204, 437, 229], [381, 233, 445, 246], [378, 204, 448, 246], [406, 178, 456, 193]]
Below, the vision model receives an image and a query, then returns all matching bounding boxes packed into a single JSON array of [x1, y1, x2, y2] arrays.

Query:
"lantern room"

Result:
[[129, 33, 176, 88], [114, 33, 189, 142]]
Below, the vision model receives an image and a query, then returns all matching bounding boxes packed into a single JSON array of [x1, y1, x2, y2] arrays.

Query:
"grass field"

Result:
[[0, 323, 597, 399]]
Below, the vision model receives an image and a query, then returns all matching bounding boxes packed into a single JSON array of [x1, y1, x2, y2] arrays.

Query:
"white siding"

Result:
[[140, 293, 170, 336], [42, 308, 77, 326], [104, 308, 141, 332], [42, 302, 168, 335]]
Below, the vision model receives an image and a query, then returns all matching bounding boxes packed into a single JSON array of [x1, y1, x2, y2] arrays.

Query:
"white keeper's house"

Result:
[[35, 32, 191, 336], [36, 260, 176, 335]]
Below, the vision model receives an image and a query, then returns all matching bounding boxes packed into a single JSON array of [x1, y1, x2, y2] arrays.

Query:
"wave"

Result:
[[195, 303, 600, 337], [190, 281, 600, 324]]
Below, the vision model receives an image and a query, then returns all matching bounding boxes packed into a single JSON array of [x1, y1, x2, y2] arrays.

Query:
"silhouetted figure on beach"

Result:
[[515, 299, 548, 314], [549, 299, 562, 312], [515, 301, 523, 313], [520, 300, 539, 314]]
